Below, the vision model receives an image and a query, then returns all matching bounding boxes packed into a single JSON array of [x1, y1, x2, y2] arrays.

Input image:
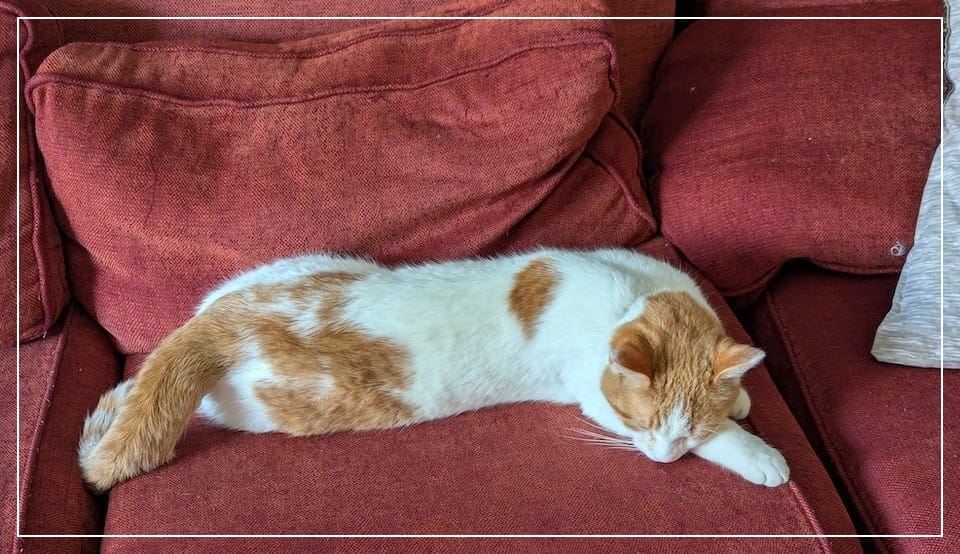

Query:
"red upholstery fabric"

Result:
[[743, 265, 956, 552], [687, 0, 944, 16], [103, 538, 843, 553], [98, 239, 858, 550], [3, 306, 121, 553], [1, 1, 68, 345], [642, 19, 940, 302], [30, 0, 656, 355], [38, 0, 676, 125]]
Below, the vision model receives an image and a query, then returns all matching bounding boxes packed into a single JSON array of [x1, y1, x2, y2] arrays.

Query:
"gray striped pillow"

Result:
[[872, 1, 958, 369]]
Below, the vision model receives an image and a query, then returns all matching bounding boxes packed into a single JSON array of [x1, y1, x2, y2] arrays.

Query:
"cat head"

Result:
[[600, 291, 764, 463]]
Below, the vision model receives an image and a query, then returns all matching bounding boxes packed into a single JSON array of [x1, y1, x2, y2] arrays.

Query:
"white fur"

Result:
[[197, 342, 279, 433], [692, 419, 789, 487], [193, 248, 785, 485]]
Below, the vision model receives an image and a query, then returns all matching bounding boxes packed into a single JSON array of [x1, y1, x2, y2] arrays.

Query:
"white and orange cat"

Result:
[[78, 248, 789, 492]]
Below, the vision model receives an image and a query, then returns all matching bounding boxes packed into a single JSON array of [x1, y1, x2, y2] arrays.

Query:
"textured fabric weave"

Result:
[[30, 0, 656, 354], [642, 19, 941, 301], [1, 0, 69, 345], [687, 0, 943, 16], [39, 0, 676, 126], [100, 538, 844, 553], [744, 265, 956, 551], [3, 306, 120, 553], [873, 0, 959, 369]]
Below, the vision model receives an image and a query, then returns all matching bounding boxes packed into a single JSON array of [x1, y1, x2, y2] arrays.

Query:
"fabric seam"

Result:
[[582, 139, 656, 237], [27, 138, 50, 339], [10, 3, 57, 342], [787, 480, 831, 551], [17, 306, 74, 536], [79, 10, 503, 60], [687, 254, 907, 300], [605, 109, 658, 236], [27, 36, 615, 111], [764, 285, 892, 546], [720, 298, 829, 542]]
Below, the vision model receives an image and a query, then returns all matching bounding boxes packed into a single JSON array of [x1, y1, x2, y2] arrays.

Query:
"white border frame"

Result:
[[13, 13, 946, 542]]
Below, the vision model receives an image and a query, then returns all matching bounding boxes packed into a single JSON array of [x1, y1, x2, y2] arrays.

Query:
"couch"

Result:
[[3, 0, 954, 552]]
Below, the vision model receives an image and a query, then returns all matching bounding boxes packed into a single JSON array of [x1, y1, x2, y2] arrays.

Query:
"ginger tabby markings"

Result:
[[78, 248, 788, 492]]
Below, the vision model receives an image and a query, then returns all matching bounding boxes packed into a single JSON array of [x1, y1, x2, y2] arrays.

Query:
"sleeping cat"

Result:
[[78, 247, 789, 492]]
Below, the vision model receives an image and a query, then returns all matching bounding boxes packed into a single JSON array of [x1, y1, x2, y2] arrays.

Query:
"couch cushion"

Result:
[[29, 0, 657, 355], [39, 0, 676, 124], [1, 0, 69, 345], [100, 239, 858, 550], [101, 537, 847, 553], [642, 19, 940, 303], [685, 0, 943, 16], [2, 306, 120, 552], [743, 265, 956, 552]]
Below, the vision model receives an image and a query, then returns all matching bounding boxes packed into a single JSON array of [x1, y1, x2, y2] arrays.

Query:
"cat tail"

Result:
[[78, 311, 232, 493]]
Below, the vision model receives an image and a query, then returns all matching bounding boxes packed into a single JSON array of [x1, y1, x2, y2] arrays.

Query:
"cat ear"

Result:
[[714, 339, 765, 382], [609, 336, 654, 387]]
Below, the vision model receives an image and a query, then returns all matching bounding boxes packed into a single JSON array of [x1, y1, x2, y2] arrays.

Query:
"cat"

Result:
[[78, 247, 789, 493]]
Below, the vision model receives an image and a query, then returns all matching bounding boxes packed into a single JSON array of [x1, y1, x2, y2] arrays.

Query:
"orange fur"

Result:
[[600, 291, 747, 440], [508, 259, 559, 339], [253, 326, 414, 435], [250, 273, 415, 434], [78, 271, 416, 492], [78, 304, 240, 493]]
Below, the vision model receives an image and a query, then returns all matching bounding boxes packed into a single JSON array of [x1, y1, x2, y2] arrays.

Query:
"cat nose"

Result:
[[649, 450, 683, 463], [649, 439, 686, 463]]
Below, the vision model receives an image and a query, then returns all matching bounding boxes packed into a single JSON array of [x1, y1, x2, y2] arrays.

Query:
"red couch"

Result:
[[3, 0, 953, 552]]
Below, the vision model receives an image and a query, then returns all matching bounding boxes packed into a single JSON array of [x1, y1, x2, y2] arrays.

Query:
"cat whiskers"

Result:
[[570, 414, 611, 434], [562, 424, 637, 453]]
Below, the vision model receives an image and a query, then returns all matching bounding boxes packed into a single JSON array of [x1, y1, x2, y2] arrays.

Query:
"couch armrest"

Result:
[[3, 305, 121, 553], [2, 1, 70, 347]]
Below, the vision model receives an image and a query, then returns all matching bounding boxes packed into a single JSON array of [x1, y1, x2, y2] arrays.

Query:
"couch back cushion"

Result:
[[685, 0, 943, 16], [39, 0, 675, 125], [642, 19, 940, 302], [2, 1, 69, 345], [30, 0, 655, 354]]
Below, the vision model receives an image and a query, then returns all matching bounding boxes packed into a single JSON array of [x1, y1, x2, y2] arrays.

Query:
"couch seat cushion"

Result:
[[744, 264, 957, 552], [4, 306, 120, 552], [99, 239, 858, 551], [30, 0, 656, 355], [642, 19, 940, 303]]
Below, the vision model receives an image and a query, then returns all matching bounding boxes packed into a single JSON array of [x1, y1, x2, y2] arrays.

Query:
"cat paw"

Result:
[[739, 441, 790, 487], [729, 388, 751, 420]]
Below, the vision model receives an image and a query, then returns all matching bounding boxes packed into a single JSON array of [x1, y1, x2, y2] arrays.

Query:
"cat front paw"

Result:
[[739, 441, 790, 487], [729, 388, 751, 420]]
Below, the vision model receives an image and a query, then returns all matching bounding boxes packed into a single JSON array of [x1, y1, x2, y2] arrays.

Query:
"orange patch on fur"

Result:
[[508, 259, 559, 339], [77, 270, 417, 493], [248, 273, 416, 434], [78, 303, 241, 493], [601, 291, 741, 435], [600, 365, 655, 426], [254, 328, 414, 435]]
